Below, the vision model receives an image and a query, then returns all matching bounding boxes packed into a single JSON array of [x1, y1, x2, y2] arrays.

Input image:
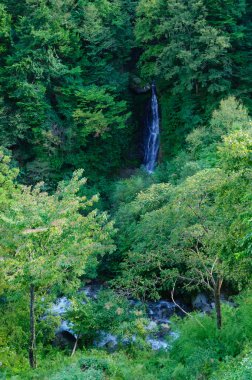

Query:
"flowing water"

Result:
[[144, 84, 160, 173], [51, 285, 179, 351]]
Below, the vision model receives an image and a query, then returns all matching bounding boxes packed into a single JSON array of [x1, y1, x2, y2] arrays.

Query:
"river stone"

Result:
[[192, 293, 212, 313], [160, 323, 171, 333], [146, 321, 158, 331]]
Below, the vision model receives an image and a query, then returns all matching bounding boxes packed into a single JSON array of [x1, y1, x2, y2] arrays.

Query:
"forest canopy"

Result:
[[0, 1, 251, 379]]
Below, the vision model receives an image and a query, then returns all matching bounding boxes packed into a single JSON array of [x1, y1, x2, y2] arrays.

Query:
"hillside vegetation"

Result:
[[0, 1, 251, 379]]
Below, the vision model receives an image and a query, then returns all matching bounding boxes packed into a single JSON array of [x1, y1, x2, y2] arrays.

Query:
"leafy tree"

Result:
[[0, 148, 19, 210], [0, 168, 115, 368], [135, 0, 252, 158], [112, 98, 252, 329], [0, 0, 135, 184], [66, 289, 147, 355], [135, 0, 231, 95]]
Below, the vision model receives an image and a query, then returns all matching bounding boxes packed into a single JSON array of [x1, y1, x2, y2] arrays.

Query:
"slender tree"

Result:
[[0, 168, 115, 368]]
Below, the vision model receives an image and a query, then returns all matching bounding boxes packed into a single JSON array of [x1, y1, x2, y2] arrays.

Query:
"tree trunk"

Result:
[[71, 334, 80, 357], [214, 278, 223, 330], [29, 284, 36, 369]]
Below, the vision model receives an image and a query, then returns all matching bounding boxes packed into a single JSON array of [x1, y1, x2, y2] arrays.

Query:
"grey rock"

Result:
[[192, 293, 213, 313], [130, 76, 151, 94]]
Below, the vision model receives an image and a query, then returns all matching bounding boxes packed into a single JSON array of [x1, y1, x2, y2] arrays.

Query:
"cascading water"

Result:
[[51, 284, 179, 351], [144, 84, 160, 173]]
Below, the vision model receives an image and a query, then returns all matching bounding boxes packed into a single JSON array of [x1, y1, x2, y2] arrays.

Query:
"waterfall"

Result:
[[144, 84, 160, 173]]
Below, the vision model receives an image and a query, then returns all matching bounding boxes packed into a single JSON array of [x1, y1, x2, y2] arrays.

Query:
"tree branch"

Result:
[[171, 281, 205, 329]]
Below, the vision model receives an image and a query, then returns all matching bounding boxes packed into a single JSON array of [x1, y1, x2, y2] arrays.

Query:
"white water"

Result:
[[144, 84, 160, 173], [50, 287, 179, 351]]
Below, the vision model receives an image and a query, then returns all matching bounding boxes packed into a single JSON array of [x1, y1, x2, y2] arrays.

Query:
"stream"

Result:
[[51, 284, 180, 351]]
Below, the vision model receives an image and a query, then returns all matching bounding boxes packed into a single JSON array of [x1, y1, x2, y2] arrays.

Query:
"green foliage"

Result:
[[0, 352, 110, 380], [73, 86, 130, 141], [4, 290, 252, 379], [0, 0, 252, 377], [0, 169, 115, 293], [211, 351, 252, 380], [166, 290, 252, 380], [0, 0, 135, 185], [49, 361, 105, 380], [67, 290, 147, 348], [0, 148, 19, 209], [110, 171, 153, 207], [136, 0, 231, 94], [135, 0, 252, 157], [112, 98, 252, 301], [0, 158, 115, 369]]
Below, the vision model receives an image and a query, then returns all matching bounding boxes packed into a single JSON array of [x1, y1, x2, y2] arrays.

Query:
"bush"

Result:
[[211, 351, 252, 380], [66, 290, 148, 349], [50, 364, 105, 380], [79, 357, 110, 373], [164, 290, 252, 379]]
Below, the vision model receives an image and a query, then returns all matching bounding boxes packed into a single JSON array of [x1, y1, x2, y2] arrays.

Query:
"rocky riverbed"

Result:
[[50, 284, 182, 351]]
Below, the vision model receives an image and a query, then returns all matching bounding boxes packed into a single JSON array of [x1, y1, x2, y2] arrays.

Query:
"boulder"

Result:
[[192, 293, 212, 313], [129, 76, 151, 94]]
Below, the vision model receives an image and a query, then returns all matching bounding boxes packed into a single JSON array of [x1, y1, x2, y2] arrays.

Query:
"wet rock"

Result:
[[147, 300, 175, 323], [53, 330, 76, 350], [130, 76, 151, 94], [170, 331, 180, 341], [50, 285, 181, 352], [80, 284, 101, 299], [146, 337, 169, 351], [192, 293, 212, 313], [51, 297, 71, 315], [160, 323, 171, 334], [50, 297, 76, 337], [222, 300, 236, 308], [94, 332, 118, 352], [146, 321, 158, 331]]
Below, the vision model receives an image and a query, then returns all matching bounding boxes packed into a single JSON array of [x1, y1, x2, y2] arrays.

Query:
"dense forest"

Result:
[[0, 1, 252, 379]]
